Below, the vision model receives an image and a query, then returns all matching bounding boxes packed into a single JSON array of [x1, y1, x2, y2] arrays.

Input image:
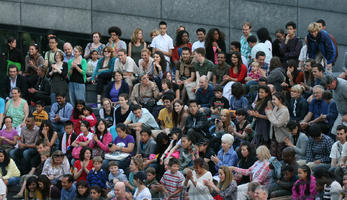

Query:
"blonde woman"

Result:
[[230, 145, 271, 200], [41, 150, 71, 184], [128, 28, 147, 64], [204, 166, 237, 199]]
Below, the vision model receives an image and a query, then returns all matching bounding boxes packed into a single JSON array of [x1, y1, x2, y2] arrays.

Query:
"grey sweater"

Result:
[[333, 78, 347, 115], [266, 106, 290, 143]]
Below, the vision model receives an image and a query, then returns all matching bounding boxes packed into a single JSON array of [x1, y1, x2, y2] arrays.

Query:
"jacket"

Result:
[[185, 111, 209, 136], [292, 175, 317, 200], [91, 57, 116, 80], [307, 30, 336, 64], [88, 132, 113, 153], [196, 85, 215, 108], [288, 96, 308, 121], [104, 80, 129, 101], [267, 67, 285, 92], [289, 132, 309, 160], [5, 75, 26, 99], [265, 106, 290, 143]]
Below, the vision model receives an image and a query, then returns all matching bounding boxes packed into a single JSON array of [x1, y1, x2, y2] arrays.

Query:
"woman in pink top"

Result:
[[88, 119, 113, 157], [0, 116, 18, 153], [292, 165, 317, 200]]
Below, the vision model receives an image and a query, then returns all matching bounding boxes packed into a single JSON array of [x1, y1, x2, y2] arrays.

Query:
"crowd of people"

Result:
[[0, 18, 346, 200]]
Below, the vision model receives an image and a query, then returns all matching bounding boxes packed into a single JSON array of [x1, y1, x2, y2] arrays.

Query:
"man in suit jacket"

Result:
[[4, 64, 26, 99]]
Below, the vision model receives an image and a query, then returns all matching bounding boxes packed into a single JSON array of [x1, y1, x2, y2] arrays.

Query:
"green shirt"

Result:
[[213, 63, 230, 83], [194, 58, 214, 76]]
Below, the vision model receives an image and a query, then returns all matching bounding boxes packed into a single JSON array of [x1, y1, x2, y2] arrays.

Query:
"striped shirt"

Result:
[[160, 170, 185, 200]]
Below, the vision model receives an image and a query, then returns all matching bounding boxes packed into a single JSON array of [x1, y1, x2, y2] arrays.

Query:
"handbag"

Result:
[[72, 146, 83, 159], [105, 151, 130, 160], [135, 84, 156, 109]]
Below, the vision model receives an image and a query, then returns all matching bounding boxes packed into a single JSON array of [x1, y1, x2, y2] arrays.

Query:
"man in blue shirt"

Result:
[[300, 85, 329, 133], [61, 174, 76, 200]]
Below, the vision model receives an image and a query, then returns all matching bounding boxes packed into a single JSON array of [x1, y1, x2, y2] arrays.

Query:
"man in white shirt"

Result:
[[150, 21, 174, 70], [247, 35, 272, 64], [114, 49, 138, 89], [192, 28, 206, 52]]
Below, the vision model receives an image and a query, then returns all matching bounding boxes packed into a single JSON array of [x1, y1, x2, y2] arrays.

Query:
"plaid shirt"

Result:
[[306, 134, 334, 163], [160, 170, 185, 200], [234, 160, 271, 185]]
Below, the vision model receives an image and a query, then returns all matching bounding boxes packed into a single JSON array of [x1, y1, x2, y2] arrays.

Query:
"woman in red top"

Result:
[[73, 147, 94, 182], [172, 30, 192, 65], [228, 51, 248, 83]]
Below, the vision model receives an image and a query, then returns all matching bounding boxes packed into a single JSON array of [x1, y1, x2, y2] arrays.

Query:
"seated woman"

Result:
[[114, 94, 131, 125], [162, 72, 180, 102], [151, 51, 167, 88], [235, 141, 257, 185], [282, 59, 305, 89], [130, 74, 160, 112], [230, 145, 271, 200], [5, 87, 29, 130], [0, 148, 20, 186], [210, 109, 235, 152], [205, 165, 237, 199], [229, 82, 249, 111], [73, 147, 93, 182], [0, 116, 18, 153], [172, 30, 192, 66], [288, 84, 308, 121], [39, 120, 58, 151], [41, 150, 71, 185], [225, 51, 248, 83], [211, 134, 238, 171], [91, 46, 116, 106], [99, 98, 116, 128], [70, 100, 86, 135], [106, 123, 135, 171], [172, 100, 188, 131], [89, 119, 113, 157], [104, 71, 129, 105], [138, 48, 154, 77], [24, 176, 43, 200], [284, 120, 308, 164], [232, 109, 251, 147]]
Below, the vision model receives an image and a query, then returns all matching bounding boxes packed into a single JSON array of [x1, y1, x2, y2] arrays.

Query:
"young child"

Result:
[[106, 161, 128, 199], [81, 106, 97, 131], [61, 121, 77, 160], [160, 128, 182, 165], [32, 101, 49, 127], [160, 158, 185, 200], [269, 164, 297, 198], [245, 61, 264, 83], [292, 165, 317, 200], [210, 86, 230, 113], [87, 156, 107, 189], [145, 167, 161, 199], [178, 135, 196, 171]]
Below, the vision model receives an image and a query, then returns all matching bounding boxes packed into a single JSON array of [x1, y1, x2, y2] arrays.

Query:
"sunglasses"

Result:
[[54, 154, 64, 158]]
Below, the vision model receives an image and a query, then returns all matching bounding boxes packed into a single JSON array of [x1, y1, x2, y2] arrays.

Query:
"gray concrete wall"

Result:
[[0, 0, 346, 71]]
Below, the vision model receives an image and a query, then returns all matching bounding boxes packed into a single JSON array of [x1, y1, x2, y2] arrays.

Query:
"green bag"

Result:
[[7, 59, 21, 74]]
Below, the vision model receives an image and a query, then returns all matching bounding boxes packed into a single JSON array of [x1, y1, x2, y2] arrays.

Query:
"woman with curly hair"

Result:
[[172, 30, 192, 65], [205, 28, 226, 64]]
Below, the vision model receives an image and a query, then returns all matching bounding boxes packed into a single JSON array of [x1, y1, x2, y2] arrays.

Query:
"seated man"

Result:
[[114, 49, 138, 90], [333, 125, 347, 167], [212, 52, 230, 87], [10, 115, 39, 174], [138, 127, 157, 168], [306, 124, 334, 169], [196, 75, 214, 109], [124, 104, 159, 153], [185, 100, 209, 140], [300, 85, 329, 133], [26, 67, 51, 106], [158, 94, 175, 130], [49, 93, 73, 140]]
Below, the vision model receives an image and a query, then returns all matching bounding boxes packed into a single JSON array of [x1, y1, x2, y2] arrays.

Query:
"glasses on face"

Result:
[[54, 154, 64, 158]]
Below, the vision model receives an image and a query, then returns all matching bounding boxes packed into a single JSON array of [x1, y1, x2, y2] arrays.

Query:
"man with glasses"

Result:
[[114, 49, 138, 90], [106, 26, 127, 56], [44, 36, 63, 69]]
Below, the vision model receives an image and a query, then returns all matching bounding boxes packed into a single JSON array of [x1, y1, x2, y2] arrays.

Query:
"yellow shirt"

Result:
[[0, 159, 20, 179], [158, 108, 174, 129], [32, 110, 49, 127]]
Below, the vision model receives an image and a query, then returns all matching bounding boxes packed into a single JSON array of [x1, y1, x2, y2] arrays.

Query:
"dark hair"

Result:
[[134, 171, 147, 185], [8, 64, 18, 72], [26, 176, 38, 191], [170, 128, 182, 146], [39, 120, 55, 142], [193, 47, 206, 57], [214, 85, 223, 92], [108, 26, 122, 37], [312, 63, 324, 72], [287, 120, 300, 132], [282, 146, 295, 158], [316, 19, 326, 27], [282, 164, 294, 173], [76, 180, 89, 198], [64, 120, 74, 127], [89, 185, 102, 196], [92, 32, 102, 38], [255, 51, 266, 59], [109, 161, 118, 168], [162, 93, 174, 102], [35, 100, 45, 107], [256, 27, 272, 43], [337, 125, 347, 133], [62, 174, 74, 183], [7, 36, 16, 44], [155, 132, 170, 154], [196, 28, 206, 35], [231, 82, 244, 99], [235, 109, 247, 116], [172, 99, 185, 128], [0, 149, 10, 175], [82, 106, 93, 116], [79, 147, 92, 161], [296, 165, 311, 196], [322, 90, 332, 101], [269, 57, 282, 72], [314, 166, 332, 180], [159, 21, 167, 26], [161, 78, 172, 90], [181, 46, 191, 53], [3, 116, 13, 123], [37, 175, 51, 199], [259, 77, 267, 83], [286, 21, 297, 29], [230, 51, 242, 72], [140, 126, 152, 137], [272, 92, 285, 104], [131, 104, 142, 112], [80, 120, 90, 130], [255, 85, 272, 111], [237, 141, 256, 166], [205, 28, 225, 50], [175, 30, 189, 47], [168, 157, 180, 166], [146, 167, 156, 175], [116, 123, 128, 133], [48, 36, 58, 43], [247, 35, 257, 43], [275, 29, 285, 35], [193, 158, 205, 169], [118, 93, 129, 101], [154, 51, 167, 72], [308, 123, 322, 138], [230, 41, 241, 50], [188, 99, 198, 106], [95, 119, 108, 139]]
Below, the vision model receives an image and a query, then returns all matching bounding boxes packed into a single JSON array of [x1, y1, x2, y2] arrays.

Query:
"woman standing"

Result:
[[227, 52, 248, 83], [84, 32, 105, 59], [257, 27, 273, 53], [68, 46, 87, 106], [91, 46, 116, 106], [265, 92, 290, 158], [184, 158, 214, 200], [5, 87, 29, 129], [205, 28, 226, 64], [172, 30, 192, 65], [48, 51, 68, 104], [104, 71, 129, 105], [128, 28, 147, 64], [138, 48, 154, 77], [24, 44, 44, 77]]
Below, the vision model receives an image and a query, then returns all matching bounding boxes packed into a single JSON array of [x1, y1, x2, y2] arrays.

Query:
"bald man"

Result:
[[113, 182, 128, 200], [63, 42, 74, 62], [196, 75, 215, 108], [254, 186, 268, 200]]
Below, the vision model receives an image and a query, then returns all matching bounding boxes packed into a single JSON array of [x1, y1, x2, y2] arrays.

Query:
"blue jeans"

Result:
[[7, 176, 20, 186], [69, 82, 85, 107]]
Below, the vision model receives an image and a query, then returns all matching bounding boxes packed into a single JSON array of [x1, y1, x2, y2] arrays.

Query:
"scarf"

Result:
[[0, 162, 8, 177]]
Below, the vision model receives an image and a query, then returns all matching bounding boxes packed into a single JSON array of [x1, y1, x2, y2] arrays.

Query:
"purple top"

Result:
[[114, 134, 135, 155], [0, 128, 18, 145], [110, 84, 120, 102]]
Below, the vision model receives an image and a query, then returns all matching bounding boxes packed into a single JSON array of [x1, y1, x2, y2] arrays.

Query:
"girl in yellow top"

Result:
[[0, 149, 20, 186], [24, 176, 43, 200]]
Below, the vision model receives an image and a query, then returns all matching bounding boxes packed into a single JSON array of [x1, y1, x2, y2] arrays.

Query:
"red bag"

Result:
[[213, 195, 223, 200]]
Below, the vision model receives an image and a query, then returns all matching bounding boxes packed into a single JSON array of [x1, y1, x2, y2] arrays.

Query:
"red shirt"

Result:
[[172, 43, 192, 62], [74, 159, 94, 182], [229, 64, 248, 83]]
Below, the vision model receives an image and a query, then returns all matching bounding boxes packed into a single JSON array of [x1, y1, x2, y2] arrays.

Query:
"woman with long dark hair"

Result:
[[39, 120, 58, 150], [76, 180, 90, 200], [172, 100, 188, 130], [227, 51, 248, 83], [37, 174, 60, 200], [292, 165, 317, 199], [70, 100, 86, 134], [205, 28, 226, 64], [257, 27, 273, 53], [236, 141, 257, 184], [48, 51, 68, 104], [89, 119, 113, 157], [73, 147, 93, 182], [172, 30, 192, 65], [0, 148, 20, 186]]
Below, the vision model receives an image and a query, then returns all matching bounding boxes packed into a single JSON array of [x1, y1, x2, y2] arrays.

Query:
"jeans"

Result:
[[6, 176, 20, 186], [96, 72, 112, 95], [69, 82, 85, 107], [52, 122, 65, 145], [10, 148, 38, 174]]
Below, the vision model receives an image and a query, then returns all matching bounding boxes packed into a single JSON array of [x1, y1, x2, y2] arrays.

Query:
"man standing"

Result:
[[5, 64, 26, 100], [247, 35, 272, 64], [150, 21, 174, 69], [280, 21, 302, 64], [44, 36, 63, 69], [63, 42, 74, 63], [317, 19, 338, 64], [192, 28, 206, 52], [322, 75, 347, 134], [240, 22, 252, 63]]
